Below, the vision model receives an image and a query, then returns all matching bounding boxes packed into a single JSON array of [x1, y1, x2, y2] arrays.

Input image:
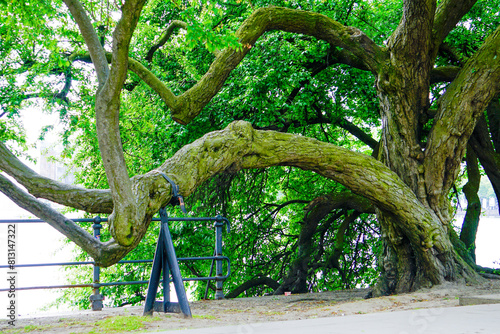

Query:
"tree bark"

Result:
[[373, 1, 500, 294], [460, 146, 481, 262], [226, 277, 280, 298], [275, 193, 374, 294], [2, 121, 468, 271], [470, 110, 500, 215]]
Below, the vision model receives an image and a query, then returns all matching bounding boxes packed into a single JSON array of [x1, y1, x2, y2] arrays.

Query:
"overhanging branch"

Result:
[[0, 173, 130, 266], [128, 6, 384, 125], [424, 25, 500, 205], [431, 0, 478, 59], [145, 20, 188, 63], [0, 141, 113, 213], [3, 121, 444, 267], [62, 0, 109, 87]]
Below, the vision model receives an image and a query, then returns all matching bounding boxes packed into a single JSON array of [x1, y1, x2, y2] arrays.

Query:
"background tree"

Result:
[[1, 0, 500, 306]]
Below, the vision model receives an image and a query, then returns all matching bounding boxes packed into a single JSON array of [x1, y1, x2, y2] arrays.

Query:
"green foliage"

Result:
[[44, 0, 387, 308], [12, 0, 496, 308]]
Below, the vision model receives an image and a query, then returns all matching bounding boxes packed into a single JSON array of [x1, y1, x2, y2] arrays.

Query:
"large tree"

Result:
[[1, 0, 499, 295]]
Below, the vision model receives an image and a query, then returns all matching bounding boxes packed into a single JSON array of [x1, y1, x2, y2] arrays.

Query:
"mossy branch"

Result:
[[1, 121, 446, 267]]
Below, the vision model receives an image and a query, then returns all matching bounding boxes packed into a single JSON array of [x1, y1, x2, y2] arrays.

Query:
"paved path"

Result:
[[160, 303, 500, 334]]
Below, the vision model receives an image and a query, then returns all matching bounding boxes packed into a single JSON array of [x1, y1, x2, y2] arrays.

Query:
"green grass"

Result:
[[192, 315, 217, 320], [88, 315, 162, 333]]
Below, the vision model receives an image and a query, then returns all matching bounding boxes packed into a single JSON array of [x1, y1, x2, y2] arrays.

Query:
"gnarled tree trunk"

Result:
[[372, 0, 499, 294]]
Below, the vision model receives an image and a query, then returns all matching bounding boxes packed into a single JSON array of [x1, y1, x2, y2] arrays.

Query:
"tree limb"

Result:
[[145, 20, 188, 63], [226, 276, 280, 298], [0, 174, 131, 266], [431, 0, 478, 59], [94, 0, 147, 247], [62, 0, 109, 87], [129, 6, 384, 125], [275, 192, 372, 294], [424, 25, 500, 211], [469, 114, 500, 215], [460, 145, 481, 261], [1, 121, 448, 268], [0, 141, 113, 213]]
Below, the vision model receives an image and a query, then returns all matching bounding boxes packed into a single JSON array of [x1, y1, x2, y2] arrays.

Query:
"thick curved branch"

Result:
[[127, 58, 177, 107], [424, 25, 500, 206], [94, 0, 147, 247], [131, 6, 383, 125], [145, 20, 187, 63], [4, 121, 447, 268], [172, 6, 383, 124], [275, 192, 372, 294], [0, 174, 129, 266], [0, 142, 113, 213], [431, 0, 477, 59], [159, 121, 442, 255], [226, 276, 280, 298], [62, 0, 109, 87], [469, 114, 500, 214]]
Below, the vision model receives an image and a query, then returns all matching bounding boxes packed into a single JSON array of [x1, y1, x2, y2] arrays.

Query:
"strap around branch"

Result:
[[159, 172, 186, 214]]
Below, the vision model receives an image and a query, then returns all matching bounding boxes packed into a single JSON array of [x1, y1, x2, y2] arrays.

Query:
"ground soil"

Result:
[[2, 279, 500, 333]]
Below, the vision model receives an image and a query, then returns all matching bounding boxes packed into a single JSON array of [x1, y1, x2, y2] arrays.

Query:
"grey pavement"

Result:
[[159, 303, 500, 334]]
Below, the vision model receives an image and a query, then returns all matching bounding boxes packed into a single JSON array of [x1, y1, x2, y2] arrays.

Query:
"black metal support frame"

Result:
[[142, 210, 231, 317], [143, 208, 191, 317], [0, 213, 231, 314]]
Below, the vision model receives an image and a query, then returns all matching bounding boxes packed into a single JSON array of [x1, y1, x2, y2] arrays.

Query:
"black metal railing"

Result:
[[0, 216, 230, 311]]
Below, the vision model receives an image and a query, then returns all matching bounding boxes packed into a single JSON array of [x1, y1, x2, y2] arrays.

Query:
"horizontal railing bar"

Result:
[[0, 219, 98, 223], [0, 216, 230, 302], [0, 217, 228, 224], [0, 271, 230, 291], [0, 257, 228, 269], [178, 256, 229, 261], [98, 280, 149, 287], [0, 284, 93, 291], [118, 260, 153, 264], [0, 261, 94, 268]]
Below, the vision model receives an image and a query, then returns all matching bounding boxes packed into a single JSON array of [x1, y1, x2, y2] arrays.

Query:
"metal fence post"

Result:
[[214, 215, 224, 300], [90, 216, 103, 311]]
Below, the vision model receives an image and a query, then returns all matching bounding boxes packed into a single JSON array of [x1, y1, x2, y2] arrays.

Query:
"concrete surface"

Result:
[[161, 303, 500, 334]]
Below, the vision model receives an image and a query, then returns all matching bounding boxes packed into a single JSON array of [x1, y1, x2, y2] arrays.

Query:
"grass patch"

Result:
[[192, 315, 217, 320], [264, 311, 285, 316], [88, 315, 162, 333], [0, 324, 54, 333]]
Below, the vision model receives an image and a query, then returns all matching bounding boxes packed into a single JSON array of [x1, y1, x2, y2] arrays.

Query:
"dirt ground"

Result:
[[2, 279, 500, 333]]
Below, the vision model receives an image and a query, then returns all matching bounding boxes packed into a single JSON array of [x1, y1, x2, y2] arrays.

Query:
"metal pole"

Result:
[[143, 230, 165, 315], [90, 216, 103, 311], [162, 225, 171, 308], [159, 208, 192, 317], [204, 249, 216, 300], [214, 215, 224, 300]]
